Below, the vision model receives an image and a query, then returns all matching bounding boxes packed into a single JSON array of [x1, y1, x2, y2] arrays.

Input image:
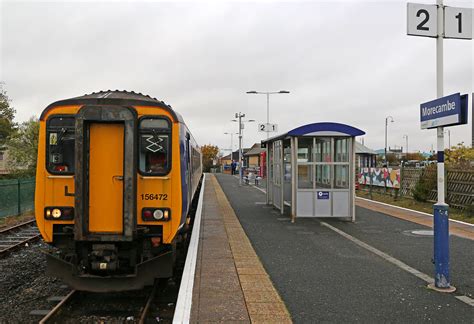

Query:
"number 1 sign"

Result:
[[444, 6, 472, 40]]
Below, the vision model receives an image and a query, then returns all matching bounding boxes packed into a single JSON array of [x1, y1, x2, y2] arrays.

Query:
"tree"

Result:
[[201, 144, 219, 172], [405, 152, 425, 161], [386, 153, 399, 166], [0, 83, 16, 146], [6, 117, 39, 176], [445, 143, 474, 168]]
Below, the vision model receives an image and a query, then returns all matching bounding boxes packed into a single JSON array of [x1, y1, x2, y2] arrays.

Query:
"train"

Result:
[[35, 90, 202, 292]]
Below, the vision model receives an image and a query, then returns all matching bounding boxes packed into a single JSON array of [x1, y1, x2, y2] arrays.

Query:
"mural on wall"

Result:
[[358, 168, 400, 189]]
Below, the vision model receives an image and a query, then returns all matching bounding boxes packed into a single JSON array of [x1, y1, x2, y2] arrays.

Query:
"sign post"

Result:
[[408, 0, 472, 292]]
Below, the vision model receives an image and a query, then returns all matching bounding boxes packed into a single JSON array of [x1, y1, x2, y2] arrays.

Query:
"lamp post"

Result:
[[403, 134, 409, 158], [384, 116, 394, 166], [224, 132, 238, 153], [445, 130, 451, 149], [246, 90, 290, 139], [232, 113, 255, 185]]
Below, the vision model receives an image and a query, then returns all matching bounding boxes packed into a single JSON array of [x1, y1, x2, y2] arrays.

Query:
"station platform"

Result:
[[188, 173, 473, 323], [189, 175, 292, 323]]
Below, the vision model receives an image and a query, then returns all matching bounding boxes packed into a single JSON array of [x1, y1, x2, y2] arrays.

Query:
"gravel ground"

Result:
[[0, 240, 68, 323], [50, 278, 179, 324]]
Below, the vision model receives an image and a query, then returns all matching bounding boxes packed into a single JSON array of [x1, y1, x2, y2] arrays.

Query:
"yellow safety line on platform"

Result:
[[210, 175, 293, 324]]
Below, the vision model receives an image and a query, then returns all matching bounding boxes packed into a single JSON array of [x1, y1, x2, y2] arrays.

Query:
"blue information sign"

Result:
[[317, 191, 330, 199], [420, 93, 468, 129]]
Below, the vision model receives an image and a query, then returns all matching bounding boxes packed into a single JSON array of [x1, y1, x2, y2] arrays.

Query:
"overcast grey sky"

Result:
[[1, 0, 473, 153]]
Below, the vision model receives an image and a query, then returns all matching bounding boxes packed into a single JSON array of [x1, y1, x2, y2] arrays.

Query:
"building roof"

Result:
[[221, 149, 250, 161], [355, 142, 377, 155], [262, 122, 365, 143], [244, 143, 265, 156]]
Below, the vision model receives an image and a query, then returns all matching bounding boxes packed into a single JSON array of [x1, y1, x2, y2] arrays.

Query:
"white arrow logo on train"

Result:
[[144, 135, 164, 153]]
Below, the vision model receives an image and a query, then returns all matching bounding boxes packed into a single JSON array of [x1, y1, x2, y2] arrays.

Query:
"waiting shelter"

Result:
[[261, 122, 365, 222]]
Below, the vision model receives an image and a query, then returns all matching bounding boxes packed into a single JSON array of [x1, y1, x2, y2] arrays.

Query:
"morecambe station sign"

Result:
[[420, 93, 468, 129]]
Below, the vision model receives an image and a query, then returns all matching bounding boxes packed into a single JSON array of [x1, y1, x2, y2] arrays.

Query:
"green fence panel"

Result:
[[0, 177, 35, 218]]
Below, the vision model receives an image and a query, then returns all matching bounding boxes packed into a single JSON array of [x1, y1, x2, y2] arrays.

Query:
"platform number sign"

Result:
[[444, 7, 472, 39], [258, 123, 278, 133], [407, 3, 472, 40], [407, 3, 438, 37]]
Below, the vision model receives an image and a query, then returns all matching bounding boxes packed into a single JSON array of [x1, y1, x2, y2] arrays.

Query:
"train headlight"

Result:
[[52, 208, 62, 218], [153, 210, 164, 220], [44, 207, 74, 220], [142, 208, 171, 222]]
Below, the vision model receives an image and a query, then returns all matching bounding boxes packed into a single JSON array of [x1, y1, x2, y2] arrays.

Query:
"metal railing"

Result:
[[0, 177, 35, 218]]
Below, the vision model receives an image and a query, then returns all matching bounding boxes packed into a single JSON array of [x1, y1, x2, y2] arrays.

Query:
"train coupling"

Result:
[[90, 244, 118, 271]]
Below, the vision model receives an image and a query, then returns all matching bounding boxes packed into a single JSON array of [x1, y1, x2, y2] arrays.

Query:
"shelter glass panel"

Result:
[[334, 165, 349, 189], [284, 145, 291, 181], [315, 138, 332, 162], [335, 138, 349, 162], [298, 165, 313, 189], [297, 137, 313, 162], [315, 165, 331, 188]]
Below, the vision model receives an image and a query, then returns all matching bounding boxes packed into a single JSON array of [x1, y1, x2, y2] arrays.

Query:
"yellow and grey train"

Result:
[[35, 91, 202, 292]]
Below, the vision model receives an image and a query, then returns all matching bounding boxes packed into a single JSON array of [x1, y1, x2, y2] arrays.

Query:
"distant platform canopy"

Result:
[[262, 122, 365, 143]]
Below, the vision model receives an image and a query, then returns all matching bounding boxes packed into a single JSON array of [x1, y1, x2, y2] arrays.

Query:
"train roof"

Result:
[[40, 90, 184, 123]]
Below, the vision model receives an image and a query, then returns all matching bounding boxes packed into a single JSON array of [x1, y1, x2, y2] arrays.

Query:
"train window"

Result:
[[46, 116, 75, 174], [139, 117, 171, 175]]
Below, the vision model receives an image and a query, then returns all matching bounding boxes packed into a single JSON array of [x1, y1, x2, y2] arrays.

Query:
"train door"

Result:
[[88, 123, 124, 233], [74, 105, 136, 241]]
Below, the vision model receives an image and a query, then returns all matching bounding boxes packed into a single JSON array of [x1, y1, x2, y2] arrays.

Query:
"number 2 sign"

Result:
[[407, 3, 473, 40], [407, 3, 438, 37]]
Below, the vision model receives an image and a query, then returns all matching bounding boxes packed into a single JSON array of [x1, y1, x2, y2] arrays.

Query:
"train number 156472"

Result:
[[140, 193, 168, 201]]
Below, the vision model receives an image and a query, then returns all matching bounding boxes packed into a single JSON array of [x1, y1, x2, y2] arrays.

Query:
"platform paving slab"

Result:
[[216, 173, 474, 323], [190, 174, 292, 323]]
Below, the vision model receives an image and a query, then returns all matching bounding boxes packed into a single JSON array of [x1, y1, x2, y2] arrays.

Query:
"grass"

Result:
[[0, 212, 35, 230], [356, 190, 474, 225]]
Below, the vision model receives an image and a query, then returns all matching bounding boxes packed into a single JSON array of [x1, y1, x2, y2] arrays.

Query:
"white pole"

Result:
[[384, 118, 388, 164], [266, 93, 270, 140], [432, 0, 453, 291], [436, 0, 445, 205], [406, 136, 408, 155]]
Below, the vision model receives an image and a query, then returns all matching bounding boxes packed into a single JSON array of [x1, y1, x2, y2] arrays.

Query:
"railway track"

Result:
[[0, 219, 41, 257], [38, 281, 161, 323]]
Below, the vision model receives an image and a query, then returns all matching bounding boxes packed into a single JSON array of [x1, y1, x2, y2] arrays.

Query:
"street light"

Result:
[[224, 132, 238, 153], [246, 90, 290, 139], [403, 134, 408, 157], [445, 130, 451, 149], [232, 113, 255, 185], [384, 116, 394, 166]]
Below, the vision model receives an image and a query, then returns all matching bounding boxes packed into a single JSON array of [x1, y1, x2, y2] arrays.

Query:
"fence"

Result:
[[0, 177, 35, 218], [358, 167, 473, 210]]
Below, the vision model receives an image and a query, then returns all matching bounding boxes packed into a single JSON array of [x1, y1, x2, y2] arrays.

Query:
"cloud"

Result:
[[1, 0, 472, 152]]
